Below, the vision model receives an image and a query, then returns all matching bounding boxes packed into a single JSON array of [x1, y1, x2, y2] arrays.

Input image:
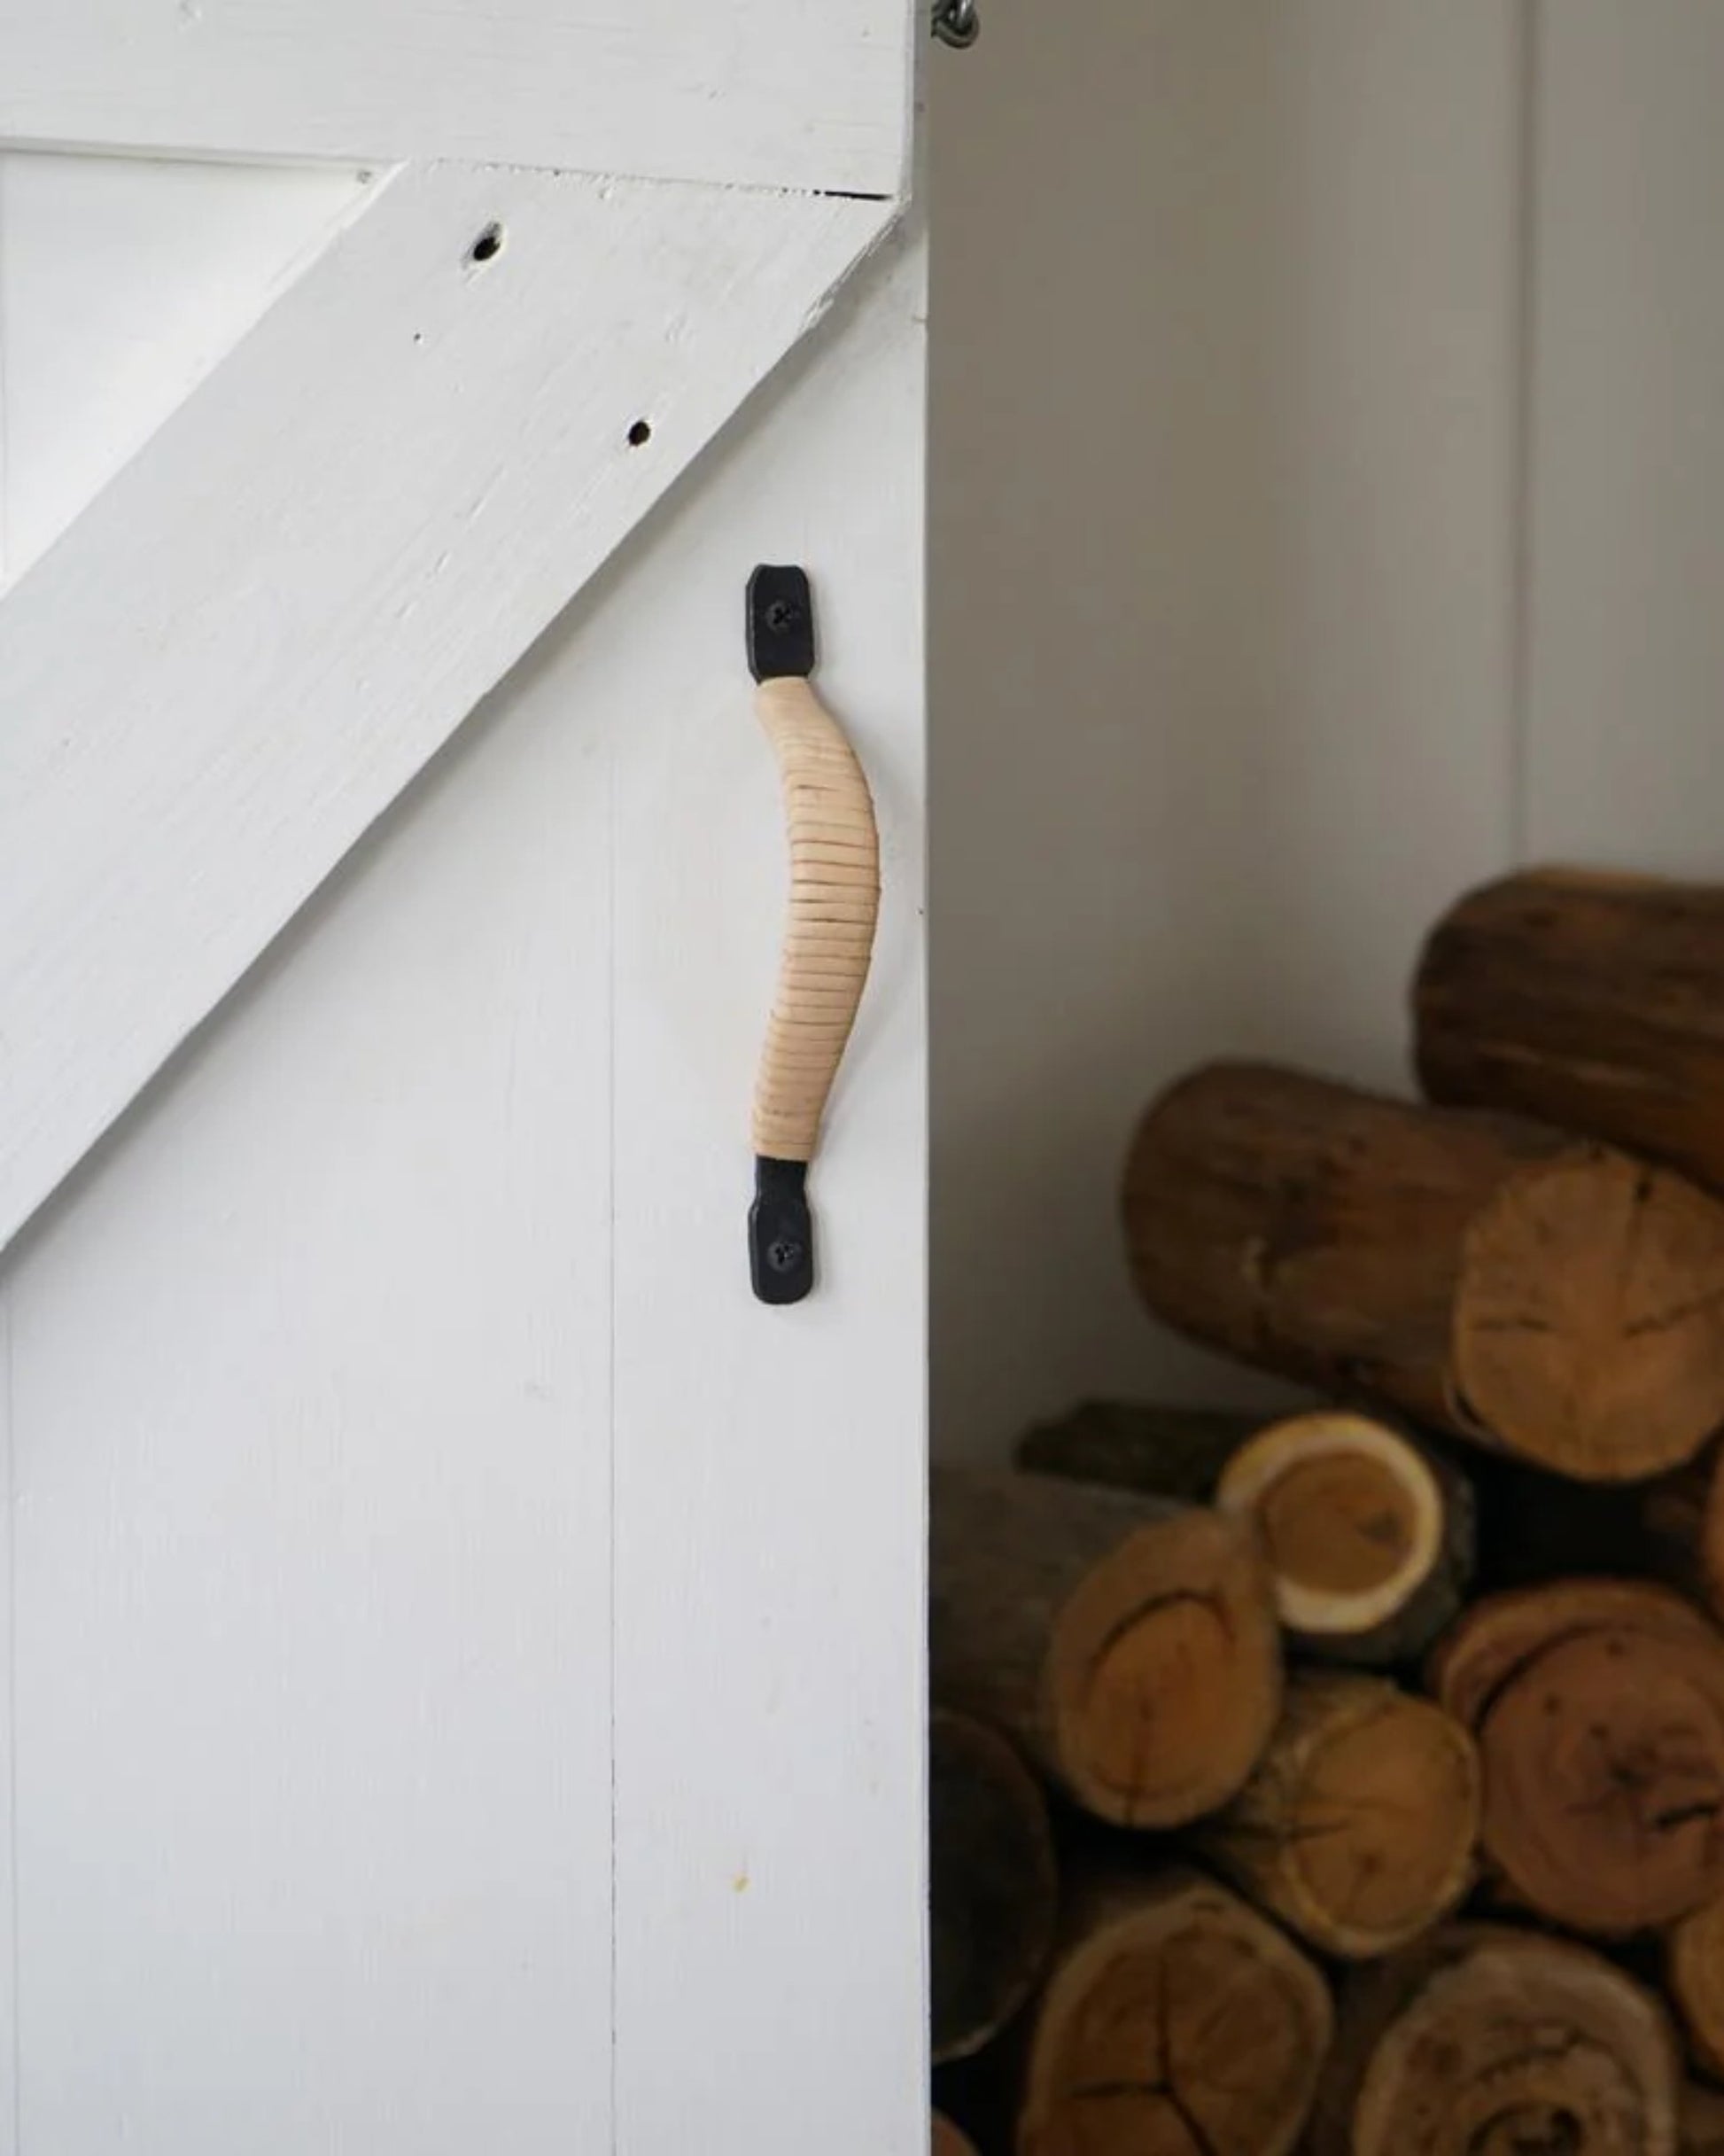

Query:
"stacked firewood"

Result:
[[932, 870, 1724, 2156]]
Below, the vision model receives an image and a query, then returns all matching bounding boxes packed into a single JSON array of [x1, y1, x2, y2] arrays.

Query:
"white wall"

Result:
[[931, 0, 1724, 1459]]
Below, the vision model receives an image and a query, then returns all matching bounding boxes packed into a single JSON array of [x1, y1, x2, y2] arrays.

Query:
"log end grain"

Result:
[[1052, 1508, 1279, 1825], [1433, 1582, 1724, 1935], [931, 1469, 1283, 1830], [1021, 1870, 1332, 2156], [1313, 1926, 1681, 2156], [1216, 1411, 1472, 1661], [1203, 1674, 1479, 1959], [931, 1710, 1060, 2066], [1669, 1893, 1724, 2082], [1453, 1148, 1724, 1482]]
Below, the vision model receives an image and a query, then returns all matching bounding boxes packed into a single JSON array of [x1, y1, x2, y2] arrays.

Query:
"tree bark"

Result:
[[1019, 1865, 1332, 2156], [1199, 1671, 1479, 1959], [930, 1708, 1059, 2066], [1308, 1925, 1681, 2156], [1020, 1402, 1475, 1666], [1123, 1062, 1724, 1483], [929, 1467, 1282, 1828], [1416, 868, 1724, 1196], [1431, 1580, 1724, 1935]]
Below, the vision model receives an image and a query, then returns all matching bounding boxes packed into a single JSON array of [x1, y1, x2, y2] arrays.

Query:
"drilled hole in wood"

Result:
[[627, 419, 653, 448], [467, 222, 505, 266]]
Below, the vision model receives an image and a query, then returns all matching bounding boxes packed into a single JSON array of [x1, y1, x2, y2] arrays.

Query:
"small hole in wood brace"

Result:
[[627, 419, 653, 448], [467, 223, 505, 266]]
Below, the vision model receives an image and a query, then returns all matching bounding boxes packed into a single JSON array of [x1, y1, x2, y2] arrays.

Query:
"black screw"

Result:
[[765, 598, 802, 634], [767, 1238, 804, 1273]]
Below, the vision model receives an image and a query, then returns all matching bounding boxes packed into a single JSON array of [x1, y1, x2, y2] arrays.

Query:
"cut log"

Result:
[[1432, 1580, 1724, 1935], [1683, 2082, 1724, 2156], [1669, 1894, 1724, 2082], [930, 1467, 1282, 1828], [1199, 1671, 1479, 1958], [1309, 1925, 1681, 2156], [1123, 1061, 1724, 1482], [930, 1709, 1059, 2066], [1021, 1402, 1475, 1666], [1019, 1865, 1332, 2156], [932, 2114, 978, 2156], [1416, 868, 1724, 1196]]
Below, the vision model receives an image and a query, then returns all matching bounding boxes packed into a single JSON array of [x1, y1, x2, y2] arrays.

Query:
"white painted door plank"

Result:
[[0, 165, 895, 1256], [4, 625, 617, 2152], [610, 226, 927, 2156], [0, 0, 912, 198], [0, 148, 367, 587]]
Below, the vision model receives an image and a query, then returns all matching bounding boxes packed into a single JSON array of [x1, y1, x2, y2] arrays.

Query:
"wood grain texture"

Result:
[[1020, 1866, 1332, 2156], [931, 1467, 1281, 1828], [1309, 1926, 1681, 2156], [0, 164, 895, 1254], [1199, 1671, 1479, 1961], [1417, 869, 1724, 1195], [1125, 1062, 1724, 1482], [0, 0, 912, 197], [751, 675, 881, 1164], [1433, 1582, 1724, 1937]]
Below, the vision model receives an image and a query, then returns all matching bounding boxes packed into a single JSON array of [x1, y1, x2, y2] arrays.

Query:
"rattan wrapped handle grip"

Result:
[[751, 673, 881, 1164]]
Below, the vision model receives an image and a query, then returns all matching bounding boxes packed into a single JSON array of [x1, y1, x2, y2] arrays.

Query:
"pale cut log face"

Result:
[[1453, 1151, 1724, 1480], [1217, 1411, 1446, 1639]]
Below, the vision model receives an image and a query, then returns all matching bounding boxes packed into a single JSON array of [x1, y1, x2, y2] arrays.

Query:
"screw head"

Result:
[[767, 1237, 805, 1274], [765, 598, 802, 634]]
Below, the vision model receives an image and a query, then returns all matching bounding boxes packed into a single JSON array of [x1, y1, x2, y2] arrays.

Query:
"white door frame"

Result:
[[0, 1, 912, 1251]]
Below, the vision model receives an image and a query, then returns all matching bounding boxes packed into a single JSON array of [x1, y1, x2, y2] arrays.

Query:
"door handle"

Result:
[[745, 566, 881, 1304]]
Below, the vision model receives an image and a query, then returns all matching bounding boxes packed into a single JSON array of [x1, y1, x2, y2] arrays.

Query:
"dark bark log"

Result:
[[1123, 1062, 1724, 1482], [931, 1709, 1059, 2066], [1417, 868, 1724, 1196]]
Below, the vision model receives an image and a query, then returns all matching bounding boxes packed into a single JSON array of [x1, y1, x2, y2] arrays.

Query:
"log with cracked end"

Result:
[[1198, 1670, 1479, 1959], [1432, 1579, 1724, 1935], [1308, 1925, 1681, 2156], [1018, 1865, 1332, 2156], [1123, 1062, 1724, 1482], [1020, 1402, 1476, 1666], [930, 1467, 1283, 1828]]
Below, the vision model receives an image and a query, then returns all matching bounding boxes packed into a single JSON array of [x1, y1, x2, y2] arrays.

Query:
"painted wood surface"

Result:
[[0, 206, 926, 2153], [0, 163, 895, 1258], [0, 0, 911, 197], [0, 150, 366, 588]]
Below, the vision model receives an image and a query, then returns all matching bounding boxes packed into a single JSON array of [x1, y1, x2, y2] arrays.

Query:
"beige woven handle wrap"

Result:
[[751, 674, 881, 1163]]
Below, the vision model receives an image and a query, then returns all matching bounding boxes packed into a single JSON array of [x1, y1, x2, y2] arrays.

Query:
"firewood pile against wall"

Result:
[[931, 870, 1724, 2156]]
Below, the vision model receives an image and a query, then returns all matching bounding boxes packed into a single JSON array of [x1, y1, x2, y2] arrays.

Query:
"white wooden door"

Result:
[[0, 12, 927, 2152]]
